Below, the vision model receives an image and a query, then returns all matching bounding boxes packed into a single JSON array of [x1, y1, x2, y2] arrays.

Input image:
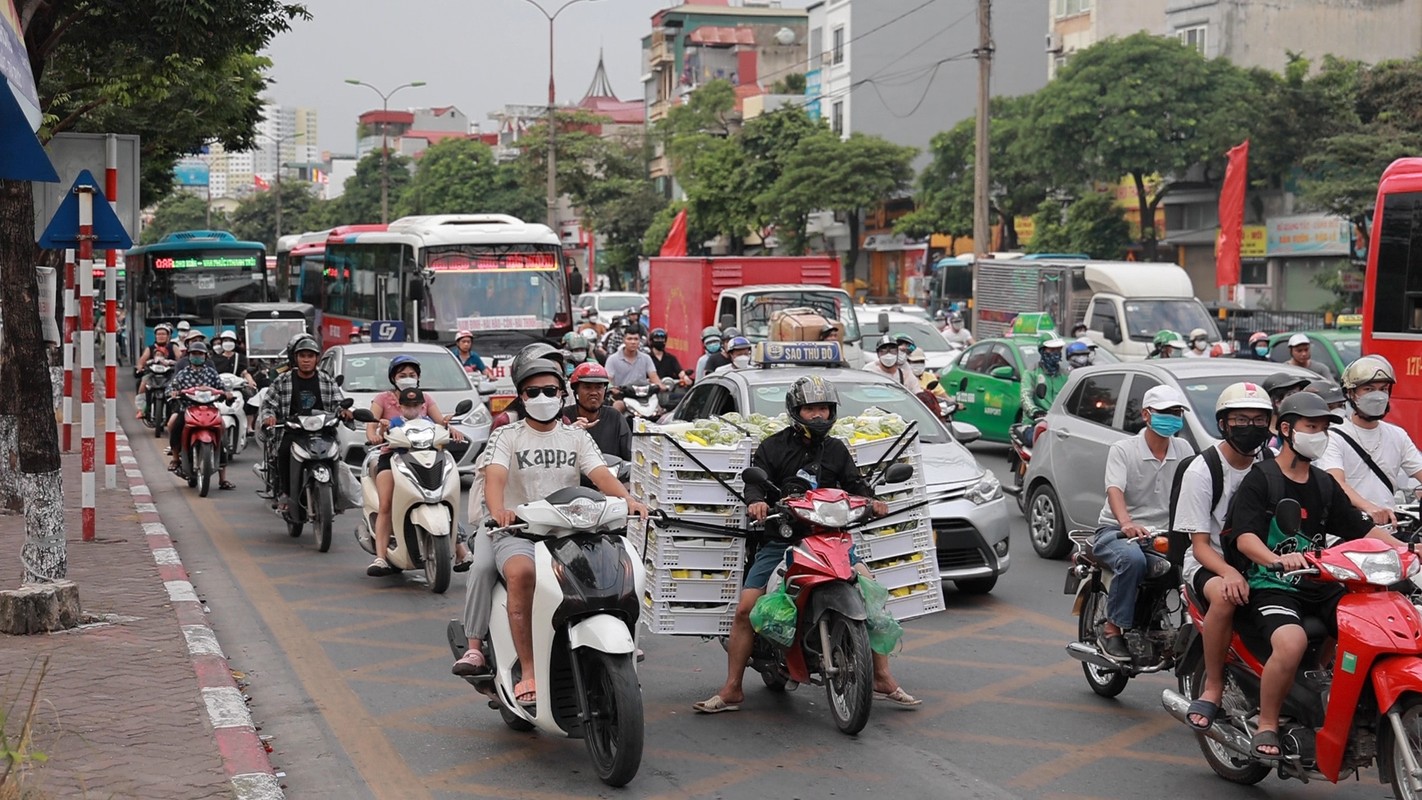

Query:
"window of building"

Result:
[[1241, 262, 1268, 285], [1177, 25, 1207, 54], [832, 26, 845, 65], [1055, 0, 1091, 18], [831, 101, 844, 136]]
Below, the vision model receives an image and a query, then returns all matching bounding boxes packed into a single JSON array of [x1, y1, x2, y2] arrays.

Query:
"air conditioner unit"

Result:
[[1046, 32, 1063, 54]]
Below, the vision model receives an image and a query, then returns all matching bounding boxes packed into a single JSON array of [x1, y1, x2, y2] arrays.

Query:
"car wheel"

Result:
[[1027, 483, 1069, 559]]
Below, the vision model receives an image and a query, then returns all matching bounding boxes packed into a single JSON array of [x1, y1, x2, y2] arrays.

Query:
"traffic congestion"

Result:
[[116, 222, 1422, 797]]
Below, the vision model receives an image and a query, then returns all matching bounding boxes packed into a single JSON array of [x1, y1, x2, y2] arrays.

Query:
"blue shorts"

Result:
[[744, 539, 861, 591]]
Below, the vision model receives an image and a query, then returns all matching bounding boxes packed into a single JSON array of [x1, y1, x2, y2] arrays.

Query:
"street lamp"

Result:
[[257, 129, 305, 299], [344, 78, 427, 223], [517, 0, 601, 231]]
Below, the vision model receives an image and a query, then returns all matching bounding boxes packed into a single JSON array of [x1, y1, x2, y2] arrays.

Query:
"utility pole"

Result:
[[972, 0, 993, 259]]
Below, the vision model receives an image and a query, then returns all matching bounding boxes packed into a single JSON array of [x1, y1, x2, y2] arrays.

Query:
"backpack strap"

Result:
[[1202, 446, 1225, 517], [1331, 429, 1395, 493]]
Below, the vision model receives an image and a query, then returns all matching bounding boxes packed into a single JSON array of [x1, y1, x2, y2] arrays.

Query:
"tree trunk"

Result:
[[0, 178, 65, 581], [1000, 212, 1018, 251], [0, 416, 19, 514], [1132, 170, 1159, 262]]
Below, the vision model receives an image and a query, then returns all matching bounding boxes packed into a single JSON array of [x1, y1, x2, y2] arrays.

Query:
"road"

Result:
[[124, 403, 1387, 800]]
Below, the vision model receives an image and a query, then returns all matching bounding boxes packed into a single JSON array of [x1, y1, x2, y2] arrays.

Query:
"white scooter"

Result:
[[351, 402, 471, 594], [447, 488, 646, 787], [217, 373, 249, 462]]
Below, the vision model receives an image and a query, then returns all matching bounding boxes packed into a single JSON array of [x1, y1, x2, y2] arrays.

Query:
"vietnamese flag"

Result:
[[1216, 140, 1249, 288], [254, 174, 271, 191], [659, 209, 688, 257]]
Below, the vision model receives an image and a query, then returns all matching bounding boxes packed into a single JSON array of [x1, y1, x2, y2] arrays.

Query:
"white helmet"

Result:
[[1341, 355, 1395, 389], [218, 328, 238, 341], [1215, 381, 1273, 415]]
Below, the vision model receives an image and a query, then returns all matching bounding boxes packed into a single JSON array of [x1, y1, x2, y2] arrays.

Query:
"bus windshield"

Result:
[[1121, 300, 1216, 342], [143, 249, 267, 322], [738, 290, 862, 342], [423, 247, 568, 334]]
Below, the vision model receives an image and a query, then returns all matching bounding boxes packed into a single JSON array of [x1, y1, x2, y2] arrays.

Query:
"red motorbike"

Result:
[[736, 462, 913, 735], [176, 385, 226, 497], [1163, 498, 1422, 795]]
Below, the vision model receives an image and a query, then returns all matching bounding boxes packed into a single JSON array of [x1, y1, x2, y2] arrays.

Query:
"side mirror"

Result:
[[1101, 319, 1122, 345], [407, 280, 425, 302], [478, 384, 497, 397], [950, 421, 982, 444], [1034, 382, 1047, 400], [340, 397, 355, 409], [352, 408, 377, 423], [453, 399, 474, 417], [742, 466, 770, 487], [877, 312, 890, 334], [882, 462, 914, 484], [335, 374, 345, 387], [1275, 498, 1302, 536], [989, 365, 1016, 380]]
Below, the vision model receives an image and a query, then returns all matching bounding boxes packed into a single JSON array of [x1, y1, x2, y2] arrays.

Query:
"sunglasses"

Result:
[[520, 385, 561, 399], [1150, 407, 1185, 417]]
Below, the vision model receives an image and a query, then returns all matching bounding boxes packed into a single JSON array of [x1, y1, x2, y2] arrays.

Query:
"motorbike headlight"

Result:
[[967, 471, 1002, 506], [301, 415, 324, 432], [1345, 549, 1403, 585], [560, 497, 606, 529], [809, 498, 853, 527], [406, 427, 436, 450]]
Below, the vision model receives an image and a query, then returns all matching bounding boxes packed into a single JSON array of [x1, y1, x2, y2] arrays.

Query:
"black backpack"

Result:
[[1166, 445, 1275, 569]]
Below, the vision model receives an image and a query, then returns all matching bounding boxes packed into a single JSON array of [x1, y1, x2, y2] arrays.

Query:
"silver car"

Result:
[[317, 343, 494, 478], [1021, 358, 1319, 559], [576, 291, 646, 327], [671, 364, 1012, 594]]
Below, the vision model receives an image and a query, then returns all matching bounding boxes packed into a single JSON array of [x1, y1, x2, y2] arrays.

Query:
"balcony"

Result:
[[649, 36, 673, 66]]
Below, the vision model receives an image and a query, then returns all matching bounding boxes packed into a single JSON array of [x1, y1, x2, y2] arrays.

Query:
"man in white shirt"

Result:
[[1174, 382, 1274, 730], [1092, 385, 1194, 662], [605, 328, 660, 412], [1316, 356, 1422, 526], [942, 313, 974, 348], [862, 333, 921, 391]]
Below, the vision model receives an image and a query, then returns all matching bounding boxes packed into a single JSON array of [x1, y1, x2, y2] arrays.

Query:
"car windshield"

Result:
[[1177, 375, 1264, 431], [891, 319, 952, 352], [1121, 300, 1217, 343], [1018, 343, 1119, 369], [746, 378, 946, 443], [739, 290, 862, 343], [598, 295, 644, 313], [340, 351, 473, 393], [1331, 336, 1361, 364]]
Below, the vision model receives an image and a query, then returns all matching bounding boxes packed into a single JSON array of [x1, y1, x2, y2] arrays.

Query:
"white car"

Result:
[[576, 292, 647, 327]]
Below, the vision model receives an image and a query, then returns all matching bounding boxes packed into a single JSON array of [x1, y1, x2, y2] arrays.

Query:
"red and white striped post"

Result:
[[61, 248, 75, 451], [77, 185, 96, 542], [104, 135, 119, 489]]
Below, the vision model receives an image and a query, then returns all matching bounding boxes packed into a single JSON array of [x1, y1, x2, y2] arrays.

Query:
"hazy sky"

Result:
[[265, 0, 807, 153]]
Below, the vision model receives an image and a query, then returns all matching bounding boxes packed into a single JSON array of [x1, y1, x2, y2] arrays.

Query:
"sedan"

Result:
[[317, 343, 493, 478], [1020, 358, 1319, 559], [576, 291, 647, 327], [670, 363, 1012, 594]]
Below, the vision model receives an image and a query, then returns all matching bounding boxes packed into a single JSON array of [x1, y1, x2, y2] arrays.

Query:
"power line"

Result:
[[751, 0, 957, 82]]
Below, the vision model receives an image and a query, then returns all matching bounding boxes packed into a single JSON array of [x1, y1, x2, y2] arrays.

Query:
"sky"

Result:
[[264, 0, 807, 154]]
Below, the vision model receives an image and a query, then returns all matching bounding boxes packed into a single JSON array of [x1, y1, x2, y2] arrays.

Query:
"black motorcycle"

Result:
[[142, 359, 176, 437], [267, 398, 354, 552]]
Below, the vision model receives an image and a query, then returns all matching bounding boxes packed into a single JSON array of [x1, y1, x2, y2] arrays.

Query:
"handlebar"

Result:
[[1266, 562, 1321, 580]]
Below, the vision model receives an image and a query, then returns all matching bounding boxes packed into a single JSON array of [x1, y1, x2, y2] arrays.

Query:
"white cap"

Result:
[[1041, 337, 1066, 349], [176, 320, 191, 331], [1142, 384, 1187, 411], [1288, 333, 1310, 348]]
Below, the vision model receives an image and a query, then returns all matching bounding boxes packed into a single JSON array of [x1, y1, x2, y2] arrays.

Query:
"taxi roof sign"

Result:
[[751, 341, 843, 367], [1335, 313, 1363, 329], [1010, 312, 1056, 336]]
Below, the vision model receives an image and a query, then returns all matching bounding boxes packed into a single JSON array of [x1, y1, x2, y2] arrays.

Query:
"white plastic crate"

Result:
[[633, 473, 744, 506], [876, 481, 929, 514], [848, 434, 919, 468], [883, 582, 946, 621], [864, 552, 940, 590], [855, 506, 929, 538], [853, 523, 934, 562], [641, 597, 736, 636], [633, 432, 754, 474], [647, 570, 742, 603], [642, 527, 747, 572], [646, 502, 747, 530]]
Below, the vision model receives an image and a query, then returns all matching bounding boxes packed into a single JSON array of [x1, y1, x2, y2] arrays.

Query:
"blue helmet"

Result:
[[388, 355, 421, 385], [1065, 341, 1090, 357], [727, 336, 751, 352]]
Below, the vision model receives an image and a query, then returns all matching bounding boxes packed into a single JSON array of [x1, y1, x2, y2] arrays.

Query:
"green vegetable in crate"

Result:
[[749, 586, 797, 648], [857, 577, 904, 655]]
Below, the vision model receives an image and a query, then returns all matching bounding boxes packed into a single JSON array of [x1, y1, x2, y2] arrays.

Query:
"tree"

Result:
[[143, 194, 226, 244], [336, 150, 413, 224], [515, 108, 623, 212], [659, 81, 756, 251], [573, 138, 666, 288], [771, 74, 807, 95], [229, 182, 324, 250], [739, 107, 827, 252], [1027, 193, 1132, 259], [1029, 33, 1253, 260], [397, 138, 543, 220], [2, 0, 306, 582]]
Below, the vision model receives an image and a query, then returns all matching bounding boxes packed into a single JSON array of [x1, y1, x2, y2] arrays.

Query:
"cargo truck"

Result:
[[649, 256, 866, 367], [971, 259, 1221, 360]]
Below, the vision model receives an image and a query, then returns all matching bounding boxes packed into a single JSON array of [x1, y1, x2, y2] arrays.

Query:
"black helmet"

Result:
[[290, 335, 320, 356], [186, 340, 209, 355], [513, 356, 564, 390], [874, 333, 897, 353], [1277, 391, 1343, 427], [1262, 372, 1311, 401], [650, 327, 668, 346], [1305, 379, 1346, 406], [511, 342, 565, 376], [785, 375, 839, 439]]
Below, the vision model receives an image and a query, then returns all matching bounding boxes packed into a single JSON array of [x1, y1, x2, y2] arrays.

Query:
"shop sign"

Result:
[[1266, 214, 1351, 257]]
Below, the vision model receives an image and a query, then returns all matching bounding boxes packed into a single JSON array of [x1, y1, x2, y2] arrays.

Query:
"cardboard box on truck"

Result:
[[771, 307, 835, 342]]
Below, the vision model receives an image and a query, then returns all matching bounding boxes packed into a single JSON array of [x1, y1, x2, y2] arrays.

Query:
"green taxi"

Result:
[[1266, 329, 1362, 381]]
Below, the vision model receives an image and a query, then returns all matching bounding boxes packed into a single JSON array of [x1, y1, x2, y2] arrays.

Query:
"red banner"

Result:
[[1216, 140, 1249, 288], [659, 209, 688, 258]]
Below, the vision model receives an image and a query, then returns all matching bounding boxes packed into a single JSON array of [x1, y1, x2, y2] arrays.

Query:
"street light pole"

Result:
[[258, 129, 305, 299], [344, 79, 427, 224]]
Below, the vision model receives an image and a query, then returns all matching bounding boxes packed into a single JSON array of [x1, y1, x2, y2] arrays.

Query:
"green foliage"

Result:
[[516, 108, 626, 208], [229, 181, 324, 250], [335, 150, 414, 224], [1028, 193, 1131, 259], [575, 139, 667, 281], [396, 139, 542, 220], [143, 193, 225, 244], [0, 657, 50, 793], [771, 73, 807, 95]]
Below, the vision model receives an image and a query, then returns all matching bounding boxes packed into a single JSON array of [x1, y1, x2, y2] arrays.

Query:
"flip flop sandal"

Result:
[[1186, 698, 1220, 730], [692, 695, 741, 714], [874, 687, 923, 707], [167, 462, 180, 473], [219, 481, 236, 490], [514, 679, 537, 707], [453, 554, 474, 573], [1250, 729, 1283, 761]]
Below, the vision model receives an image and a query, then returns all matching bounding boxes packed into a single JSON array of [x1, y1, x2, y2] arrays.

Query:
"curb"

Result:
[[117, 428, 285, 800]]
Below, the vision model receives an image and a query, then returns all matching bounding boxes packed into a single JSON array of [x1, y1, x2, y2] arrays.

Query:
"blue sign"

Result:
[[0, 74, 56, 182], [0, 13, 39, 131], [804, 69, 822, 121], [370, 320, 406, 343], [173, 161, 210, 187], [753, 341, 842, 366], [38, 170, 131, 249]]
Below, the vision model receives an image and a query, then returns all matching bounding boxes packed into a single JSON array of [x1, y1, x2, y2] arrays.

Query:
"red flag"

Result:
[[1216, 140, 1249, 288], [659, 209, 688, 257], [254, 174, 271, 191]]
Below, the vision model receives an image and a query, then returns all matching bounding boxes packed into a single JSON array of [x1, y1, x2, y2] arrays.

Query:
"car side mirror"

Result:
[[1275, 498, 1302, 536], [1034, 382, 1047, 401], [950, 421, 982, 444], [990, 365, 1016, 380], [453, 399, 474, 417], [352, 408, 377, 423], [882, 463, 914, 484], [1101, 319, 1122, 345]]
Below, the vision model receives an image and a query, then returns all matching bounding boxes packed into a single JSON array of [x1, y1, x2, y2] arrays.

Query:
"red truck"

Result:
[[648, 256, 866, 367]]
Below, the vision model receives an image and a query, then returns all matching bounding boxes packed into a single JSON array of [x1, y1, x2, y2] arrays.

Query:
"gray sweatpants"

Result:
[[460, 531, 498, 641]]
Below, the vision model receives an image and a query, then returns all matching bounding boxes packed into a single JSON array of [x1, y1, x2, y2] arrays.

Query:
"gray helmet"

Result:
[[701, 325, 721, 342], [290, 335, 320, 356], [1277, 390, 1343, 427], [1305, 379, 1346, 406], [511, 342, 565, 377], [785, 375, 839, 439], [186, 340, 209, 355], [513, 356, 564, 390], [875, 333, 897, 353], [1262, 372, 1311, 400]]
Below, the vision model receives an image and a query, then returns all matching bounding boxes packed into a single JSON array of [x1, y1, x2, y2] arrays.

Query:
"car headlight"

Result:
[[1345, 549, 1403, 585], [967, 470, 1002, 506], [466, 403, 492, 428]]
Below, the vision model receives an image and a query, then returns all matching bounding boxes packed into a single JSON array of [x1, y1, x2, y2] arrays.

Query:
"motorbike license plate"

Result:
[[490, 394, 514, 415], [1063, 571, 1081, 596]]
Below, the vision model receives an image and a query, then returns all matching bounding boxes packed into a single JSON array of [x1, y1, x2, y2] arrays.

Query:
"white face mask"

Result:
[[1193, 340, 1208, 351], [910, 364, 926, 377], [222, 341, 236, 352], [395, 377, 418, 390], [878, 353, 897, 368], [1354, 390, 1390, 418], [523, 393, 562, 423], [732, 354, 751, 369], [1290, 429, 1330, 461]]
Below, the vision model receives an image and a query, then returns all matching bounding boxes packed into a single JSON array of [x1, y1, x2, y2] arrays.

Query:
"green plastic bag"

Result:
[[750, 586, 797, 648], [858, 577, 904, 655]]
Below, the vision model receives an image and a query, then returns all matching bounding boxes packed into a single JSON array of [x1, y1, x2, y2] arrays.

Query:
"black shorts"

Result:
[[1246, 587, 1344, 640], [1191, 567, 1219, 598], [376, 452, 392, 473]]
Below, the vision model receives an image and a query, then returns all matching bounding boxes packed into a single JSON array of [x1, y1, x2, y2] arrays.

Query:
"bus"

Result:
[[1364, 158, 1422, 441], [303, 214, 570, 355], [125, 231, 270, 359]]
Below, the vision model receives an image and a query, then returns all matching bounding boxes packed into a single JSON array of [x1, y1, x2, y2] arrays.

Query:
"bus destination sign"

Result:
[[153, 253, 261, 270], [428, 253, 559, 271]]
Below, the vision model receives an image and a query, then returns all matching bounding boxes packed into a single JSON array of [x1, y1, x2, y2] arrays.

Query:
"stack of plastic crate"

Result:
[[629, 427, 754, 636], [846, 431, 945, 621]]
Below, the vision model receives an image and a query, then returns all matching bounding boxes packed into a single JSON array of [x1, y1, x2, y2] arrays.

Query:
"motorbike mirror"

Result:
[[453, 399, 474, 417], [883, 463, 914, 484], [340, 397, 355, 409], [950, 420, 982, 445], [1101, 318, 1122, 345], [352, 408, 377, 424], [1034, 382, 1047, 400], [741, 467, 770, 487], [1275, 498, 1303, 536], [335, 374, 345, 387], [877, 312, 890, 334]]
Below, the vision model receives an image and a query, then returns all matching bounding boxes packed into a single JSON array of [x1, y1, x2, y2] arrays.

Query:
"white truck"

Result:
[[971, 259, 1221, 360]]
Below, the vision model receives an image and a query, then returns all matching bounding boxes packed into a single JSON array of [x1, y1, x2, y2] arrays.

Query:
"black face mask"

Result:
[[1225, 423, 1271, 455]]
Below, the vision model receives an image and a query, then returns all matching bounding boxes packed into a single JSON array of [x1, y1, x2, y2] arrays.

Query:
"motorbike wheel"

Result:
[[196, 442, 213, 497], [313, 483, 334, 553], [1077, 589, 1130, 698], [824, 612, 873, 735], [1181, 660, 1270, 785], [421, 527, 451, 594], [498, 702, 535, 732], [1386, 695, 1422, 799], [153, 398, 166, 437], [1027, 483, 1070, 559], [580, 650, 644, 788]]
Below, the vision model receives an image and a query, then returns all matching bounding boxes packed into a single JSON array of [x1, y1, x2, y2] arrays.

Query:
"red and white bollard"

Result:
[[104, 135, 119, 490], [62, 249, 75, 452], [77, 186, 96, 542]]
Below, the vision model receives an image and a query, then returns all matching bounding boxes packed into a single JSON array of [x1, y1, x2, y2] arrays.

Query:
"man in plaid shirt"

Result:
[[166, 341, 235, 488], [259, 336, 348, 510]]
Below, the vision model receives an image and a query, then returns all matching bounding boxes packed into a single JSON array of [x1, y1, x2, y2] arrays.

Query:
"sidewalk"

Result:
[[0, 423, 278, 799]]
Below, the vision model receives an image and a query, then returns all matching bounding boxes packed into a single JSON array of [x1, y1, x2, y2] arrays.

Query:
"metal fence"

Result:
[[1205, 306, 1336, 347]]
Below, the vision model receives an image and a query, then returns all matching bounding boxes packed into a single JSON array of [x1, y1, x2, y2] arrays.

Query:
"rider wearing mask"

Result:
[[695, 325, 724, 380], [165, 341, 235, 490], [692, 376, 919, 714], [260, 335, 349, 516], [1225, 391, 1401, 760], [562, 362, 631, 462], [1176, 382, 1276, 731], [1185, 327, 1214, 358], [863, 334, 921, 391], [942, 312, 974, 348], [1147, 330, 1188, 360], [1091, 385, 1193, 663], [1065, 340, 1092, 370], [364, 355, 467, 577], [1020, 337, 1068, 427], [1262, 372, 1312, 451], [1316, 356, 1422, 527], [605, 329, 660, 412], [713, 336, 755, 374], [647, 328, 690, 387], [560, 332, 596, 374], [135, 324, 178, 418], [1236, 331, 1271, 361]]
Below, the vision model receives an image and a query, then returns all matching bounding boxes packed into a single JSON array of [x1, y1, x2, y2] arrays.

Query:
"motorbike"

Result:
[[1064, 528, 1181, 697], [916, 377, 957, 424], [268, 397, 355, 553], [351, 401, 472, 594], [217, 373, 249, 462], [617, 378, 674, 428], [142, 359, 176, 437], [445, 487, 646, 787], [1162, 499, 1422, 794], [1005, 414, 1047, 511], [733, 462, 914, 735], [174, 386, 227, 498]]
